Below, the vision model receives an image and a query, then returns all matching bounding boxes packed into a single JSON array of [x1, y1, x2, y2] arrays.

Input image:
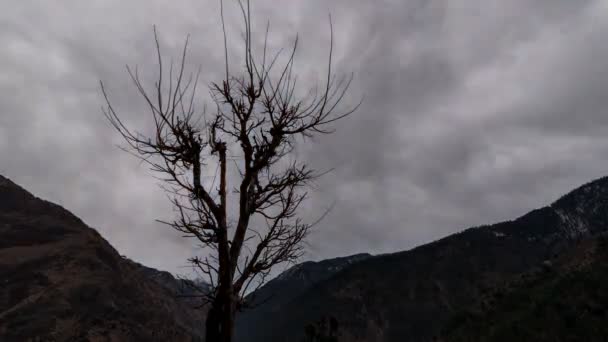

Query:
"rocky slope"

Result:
[[239, 176, 608, 341], [441, 236, 608, 341], [0, 175, 206, 341]]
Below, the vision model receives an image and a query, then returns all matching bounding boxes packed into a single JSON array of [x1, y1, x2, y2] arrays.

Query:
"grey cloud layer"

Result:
[[1, 0, 607, 274]]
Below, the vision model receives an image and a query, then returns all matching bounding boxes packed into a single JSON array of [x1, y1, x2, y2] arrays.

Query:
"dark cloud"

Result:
[[1, 0, 608, 275]]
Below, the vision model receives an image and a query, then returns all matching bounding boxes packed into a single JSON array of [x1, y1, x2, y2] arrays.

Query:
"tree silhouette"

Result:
[[100, 1, 359, 341]]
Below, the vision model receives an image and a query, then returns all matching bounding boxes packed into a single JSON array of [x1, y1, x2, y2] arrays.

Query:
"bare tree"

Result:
[[100, 1, 359, 341]]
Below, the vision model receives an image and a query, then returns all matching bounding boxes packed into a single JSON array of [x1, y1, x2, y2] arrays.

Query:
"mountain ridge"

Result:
[[239, 175, 608, 341], [4, 174, 608, 341]]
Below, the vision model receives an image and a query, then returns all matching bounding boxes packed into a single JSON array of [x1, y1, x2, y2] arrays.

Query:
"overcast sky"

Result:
[[2, 0, 608, 276]]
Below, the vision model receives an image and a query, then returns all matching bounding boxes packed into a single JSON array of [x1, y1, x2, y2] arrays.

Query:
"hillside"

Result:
[[239, 176, 608, 341], [441, 236, 608, 341], [236, 253, 371, 341], [0, 175, 206, 341], [4, 173, 608, 341]]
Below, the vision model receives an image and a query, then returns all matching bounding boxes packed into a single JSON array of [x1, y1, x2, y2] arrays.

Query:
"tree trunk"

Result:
[[221, 300, 235, 342], [205, 285, 236, 342], [205, 303, 220, 341]]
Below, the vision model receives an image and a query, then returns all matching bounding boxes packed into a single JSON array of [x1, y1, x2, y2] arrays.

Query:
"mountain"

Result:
[[235, 253, 371, 341], [0, 175, 206, 341], [4, 171, 608, 341], [441, 236, 608, 341], [126, 258, 211, 301], [239, 176, 608, 342], [0, 173, 371, 341]]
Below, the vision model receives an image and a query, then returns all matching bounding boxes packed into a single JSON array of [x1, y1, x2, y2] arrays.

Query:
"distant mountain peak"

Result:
[[552, 175, 608, 209], [276, 253, 372, 281], [550, 175, 608, 241], [0, 174, 34, 205]]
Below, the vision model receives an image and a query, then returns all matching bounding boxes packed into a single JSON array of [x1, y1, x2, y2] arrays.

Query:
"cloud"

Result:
[[1, 0, 608, 275]]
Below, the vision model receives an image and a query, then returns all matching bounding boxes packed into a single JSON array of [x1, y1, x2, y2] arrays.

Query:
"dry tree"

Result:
[[100, 1, 359, 340]]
